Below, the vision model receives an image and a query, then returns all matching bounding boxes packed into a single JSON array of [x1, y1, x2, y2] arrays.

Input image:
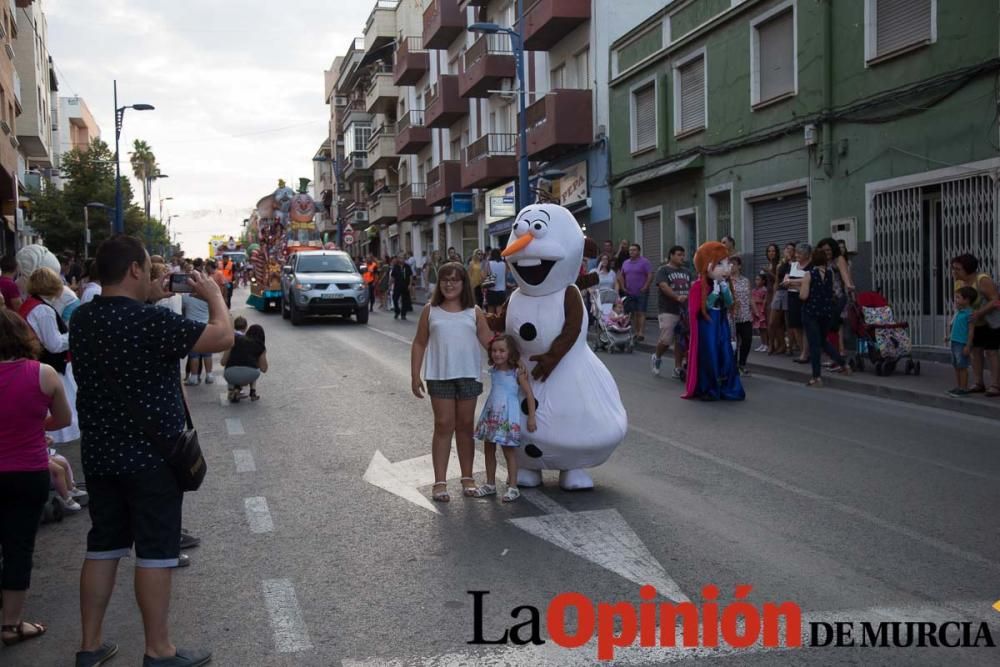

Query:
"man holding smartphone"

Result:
[[71, 235, 233, 667]]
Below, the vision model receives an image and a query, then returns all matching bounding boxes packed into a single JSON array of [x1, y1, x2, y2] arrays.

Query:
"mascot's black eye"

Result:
[[528, 220, 549, 238]]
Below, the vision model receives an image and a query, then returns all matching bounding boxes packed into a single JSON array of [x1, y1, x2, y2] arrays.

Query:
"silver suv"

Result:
[[281, 250, 368, 325]]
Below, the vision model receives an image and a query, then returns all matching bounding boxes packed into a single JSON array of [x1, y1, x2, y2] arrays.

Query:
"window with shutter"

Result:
[[753, 6, 795, 105], [676, 55, 705, 135], [631, 82, 656, 152], [550, 64, 565, 89], [868, 0, 934, 62]]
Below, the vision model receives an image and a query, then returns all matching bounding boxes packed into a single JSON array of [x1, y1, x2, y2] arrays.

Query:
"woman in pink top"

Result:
[[0, 309, 71, 647]]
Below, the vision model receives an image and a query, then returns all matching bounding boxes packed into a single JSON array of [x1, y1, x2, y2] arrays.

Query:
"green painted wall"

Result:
[[670, 0, 732, 40], [617, 24, 663, 73], [609, 0, 1000, 277]]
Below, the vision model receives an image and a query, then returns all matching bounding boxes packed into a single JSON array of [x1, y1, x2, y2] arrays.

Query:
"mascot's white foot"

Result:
[[517, 468, 543, 487], [559, 469, 594, 491]]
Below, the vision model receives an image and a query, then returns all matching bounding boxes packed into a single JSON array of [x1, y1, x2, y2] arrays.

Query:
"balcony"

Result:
[[343, 150, 370, 183], [423, 0, 464, 50], [459, 34, 515, 98], [339, 99, 372, 134], [523, 0, 590, 50], [394, 110, 431, 154], [365, 70, 398, 114], [393, 36, 429, 86], [366, 125, 397, 170], [368, 191, 398, 226], [525, 88, 592, 161], [425, 160, 463, 206], [398, 183, 433, 221], [364, 0, 398, 54], [12, 68, 20, 113], [462, 133, 516, 189], [424, 75, 467, 128]]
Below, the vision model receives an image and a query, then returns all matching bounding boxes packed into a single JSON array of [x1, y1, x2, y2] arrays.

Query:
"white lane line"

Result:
[[219, 392, 229, 407], [261, 579, 313, 653], [225, 417, 245, 436], [367, 326, 412, 345], [629, 424, 1000, 571], [244, 496, 274, 533], [520, 488, 570, 514], [798, 423, 999, 481], [233, 449, 256, 473]]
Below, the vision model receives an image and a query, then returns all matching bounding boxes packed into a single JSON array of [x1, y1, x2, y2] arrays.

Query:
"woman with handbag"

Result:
[[951, 254, 1000, 396], [0, 309, 72, 647], [18, 267, 80, 444]]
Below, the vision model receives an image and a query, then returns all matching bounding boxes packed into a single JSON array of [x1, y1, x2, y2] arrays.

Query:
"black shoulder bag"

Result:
[[99, 367, 207, 492]]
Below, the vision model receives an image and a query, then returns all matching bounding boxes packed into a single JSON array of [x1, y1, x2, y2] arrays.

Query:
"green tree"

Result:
[[28, 138, 170, 255]]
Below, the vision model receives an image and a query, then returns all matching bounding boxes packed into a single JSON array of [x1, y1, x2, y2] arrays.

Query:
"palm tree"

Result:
[[129, 139, 158, 221]]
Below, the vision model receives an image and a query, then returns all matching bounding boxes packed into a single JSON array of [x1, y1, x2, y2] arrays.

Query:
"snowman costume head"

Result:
[[502, 204, 584, 297]]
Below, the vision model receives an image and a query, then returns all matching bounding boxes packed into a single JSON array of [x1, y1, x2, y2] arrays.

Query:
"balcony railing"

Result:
[[466, 133, 516, 163], [400, 182, 427, 203], [393, 36, 429, 86], [464, 33, 512, 70], [423, 0, 465, 50]]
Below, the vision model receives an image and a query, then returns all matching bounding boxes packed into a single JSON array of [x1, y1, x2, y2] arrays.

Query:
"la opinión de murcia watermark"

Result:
[[468, 586, 997, 661]]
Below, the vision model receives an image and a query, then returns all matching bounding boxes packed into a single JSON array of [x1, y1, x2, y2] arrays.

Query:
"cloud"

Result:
[[45, 0, 368, 256]]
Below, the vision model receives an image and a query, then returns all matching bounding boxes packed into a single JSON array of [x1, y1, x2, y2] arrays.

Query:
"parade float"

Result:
[[247, 178, 331, 312]]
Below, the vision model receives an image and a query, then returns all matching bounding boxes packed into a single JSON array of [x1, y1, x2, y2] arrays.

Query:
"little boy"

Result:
[[945, 286, 977, 397]]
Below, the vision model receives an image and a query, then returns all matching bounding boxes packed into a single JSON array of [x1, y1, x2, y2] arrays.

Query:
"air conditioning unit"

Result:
[[335, 96, 348, 106], [831, 217, 857, 253], [354, 210, 369, 223]]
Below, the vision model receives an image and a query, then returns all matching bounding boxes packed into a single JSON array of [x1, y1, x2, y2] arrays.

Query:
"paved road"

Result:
[[12, 291, 1000, 666]]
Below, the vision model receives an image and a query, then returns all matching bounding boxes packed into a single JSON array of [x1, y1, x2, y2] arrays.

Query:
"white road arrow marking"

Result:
[[515, 489, 689, 603], [363, 449, 486, 515], [341, 599, 995, 666]]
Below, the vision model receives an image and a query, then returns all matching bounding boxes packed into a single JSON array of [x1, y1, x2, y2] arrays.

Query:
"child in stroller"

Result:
[[846, 290, 920, 376], [591, 288, 634, 353]]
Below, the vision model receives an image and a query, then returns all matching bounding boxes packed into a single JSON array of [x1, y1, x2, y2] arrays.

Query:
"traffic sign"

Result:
[[344, 223, 355, 234], [343, 234, 354, 245]]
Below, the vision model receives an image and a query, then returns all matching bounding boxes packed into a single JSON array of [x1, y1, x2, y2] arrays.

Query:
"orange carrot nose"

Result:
[[502, 233, 534, 257]]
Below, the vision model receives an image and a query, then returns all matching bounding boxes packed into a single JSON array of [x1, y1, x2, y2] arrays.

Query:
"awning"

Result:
[[487, 218, 514, 237], [616, 154, 702, 188]]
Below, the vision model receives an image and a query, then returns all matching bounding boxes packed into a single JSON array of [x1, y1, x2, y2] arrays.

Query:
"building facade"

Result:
[[609, 0, 1000, 347], [51, 94, 100, 189]]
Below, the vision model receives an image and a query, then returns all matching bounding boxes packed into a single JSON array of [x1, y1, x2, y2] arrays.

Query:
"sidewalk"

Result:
[[634, 318, 1000, 421]]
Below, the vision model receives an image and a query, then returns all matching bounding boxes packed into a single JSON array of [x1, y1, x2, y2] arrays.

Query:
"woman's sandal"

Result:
[[1, 621, 47, 646], [461, 477, 478, 497], [502, 487, 521, 503], [471, 484, 496, 498], [431, 482, 450, 503], [986, 385, 1000, 398], [806, 378, 823, 388], [968, 384, 986, 393]]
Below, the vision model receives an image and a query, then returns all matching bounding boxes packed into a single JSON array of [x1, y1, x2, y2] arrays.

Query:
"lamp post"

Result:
[[146, 173, 168, 222], [469, 0, 529, 212], [159, 195, 173, 224], [113, 80, 154, 234]]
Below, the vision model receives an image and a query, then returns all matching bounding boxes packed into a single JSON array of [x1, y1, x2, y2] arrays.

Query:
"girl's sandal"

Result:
[[986, 386, 1000, 398], [805, 378, 823, 388], [968, 384, 986, 394], [502, 487, 521, 503], [471, 484, 496, 498], [431, 482, 450, 503], [1, 621, 47, 646], [461, 477, 478, 497]]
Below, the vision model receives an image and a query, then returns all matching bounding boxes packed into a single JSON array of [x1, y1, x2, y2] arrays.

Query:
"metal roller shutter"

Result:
[[679, 57, 705, 133], [633, 84, 656, 150], [875, 0, 932, 59], [751, 193, 808, 275], [640, 214, 661, 316]]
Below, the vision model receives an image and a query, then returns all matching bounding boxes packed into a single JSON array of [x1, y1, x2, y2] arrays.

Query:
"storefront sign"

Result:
[[451, 193, 474, 214], [486, 182, 516, 224], [558, 161, 588, 208]]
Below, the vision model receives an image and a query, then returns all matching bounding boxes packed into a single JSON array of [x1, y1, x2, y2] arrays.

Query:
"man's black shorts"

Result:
[[85, 465, 183, 568]]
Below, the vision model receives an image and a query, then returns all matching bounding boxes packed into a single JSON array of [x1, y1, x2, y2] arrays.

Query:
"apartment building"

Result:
[[13, 0, 52, 171], [312, 138, 335, 236], [0, 0, 22, 254], [51, 95, 99, 182], [609, 0, 1000, 346]]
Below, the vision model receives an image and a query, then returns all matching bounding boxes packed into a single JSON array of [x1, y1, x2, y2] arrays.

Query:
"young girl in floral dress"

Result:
[[752, 273, 770, 351], [472, 335, 536, 502]]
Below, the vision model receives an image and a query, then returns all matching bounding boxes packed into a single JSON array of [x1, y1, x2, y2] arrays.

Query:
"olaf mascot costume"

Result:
[[498, 204, 627, 490]]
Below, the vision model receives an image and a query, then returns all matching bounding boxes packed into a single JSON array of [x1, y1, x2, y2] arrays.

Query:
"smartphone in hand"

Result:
[[169, 273, 194, 293]]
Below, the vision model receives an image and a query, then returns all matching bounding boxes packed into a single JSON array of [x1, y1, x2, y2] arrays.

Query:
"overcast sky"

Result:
[[46, 0, 370, 257]]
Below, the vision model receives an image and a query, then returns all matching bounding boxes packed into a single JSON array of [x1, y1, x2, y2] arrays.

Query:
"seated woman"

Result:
[[221, 324, 268, 402]]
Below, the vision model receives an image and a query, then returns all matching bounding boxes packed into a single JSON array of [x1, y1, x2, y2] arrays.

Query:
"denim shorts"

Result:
[[624, 293, 648, 314], [951, 341, 971, 370], [426, 378, 483, 400], [85, 465, 183, 568], [188, 352, 212, 360]]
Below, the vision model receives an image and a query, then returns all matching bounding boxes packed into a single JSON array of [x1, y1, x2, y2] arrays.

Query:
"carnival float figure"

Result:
[[496, 204, 627, 490], [682, 241, 746, 401]]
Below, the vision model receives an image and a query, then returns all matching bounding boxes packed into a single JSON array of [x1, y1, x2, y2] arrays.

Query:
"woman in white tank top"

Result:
[[411, 262, 494, 502]]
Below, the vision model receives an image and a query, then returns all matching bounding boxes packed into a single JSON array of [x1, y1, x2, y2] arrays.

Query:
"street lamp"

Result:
[[159, 195, 173, 224], [113, 79, 155, 234], [469, 1, 529, 211]]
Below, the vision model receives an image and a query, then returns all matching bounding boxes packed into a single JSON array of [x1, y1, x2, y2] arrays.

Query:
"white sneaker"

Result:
[[205, 375, 215, 385], [651, 354, 662, 376], [69, 487, 88, 499], [57, 496, 82, 511], [184, 377, 200, 386]]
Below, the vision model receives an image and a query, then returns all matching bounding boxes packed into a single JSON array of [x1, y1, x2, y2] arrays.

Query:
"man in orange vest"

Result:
[[219, 257, 234, 308], [363, 255, 378, 313]]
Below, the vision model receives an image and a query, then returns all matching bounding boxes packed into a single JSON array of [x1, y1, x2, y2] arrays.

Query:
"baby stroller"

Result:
[[846, 290, 921, 376], [591, 288, 634, 353]]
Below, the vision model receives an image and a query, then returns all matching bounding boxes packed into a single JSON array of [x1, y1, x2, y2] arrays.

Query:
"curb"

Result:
[[631, 340, 1000, 422]]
